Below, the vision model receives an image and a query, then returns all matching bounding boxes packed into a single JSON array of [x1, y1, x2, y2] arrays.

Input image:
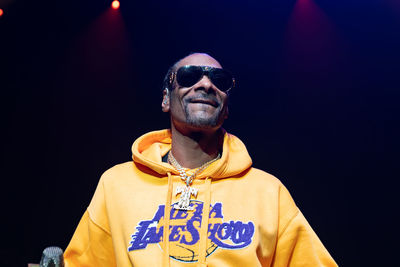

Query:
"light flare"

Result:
[[111, 1, 120, 10]]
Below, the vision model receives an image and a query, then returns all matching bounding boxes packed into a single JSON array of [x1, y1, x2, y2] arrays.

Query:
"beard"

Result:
[[184, 105, 221, 127], [183, 95, 224, 128]]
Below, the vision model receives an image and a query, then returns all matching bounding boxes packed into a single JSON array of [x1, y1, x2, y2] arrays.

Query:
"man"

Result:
[[64, 53, 337, 266]]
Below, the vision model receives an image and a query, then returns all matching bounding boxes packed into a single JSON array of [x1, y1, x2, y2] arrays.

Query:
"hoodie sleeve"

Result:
[[272, 185, 338, 267], [64, 173, 116, 267]]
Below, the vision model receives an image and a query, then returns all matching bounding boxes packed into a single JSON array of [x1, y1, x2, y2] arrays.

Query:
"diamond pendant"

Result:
[[174, 185, 198, 210]]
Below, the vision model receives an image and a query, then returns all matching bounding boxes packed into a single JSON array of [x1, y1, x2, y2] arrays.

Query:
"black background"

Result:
[[1, 0, 399, 266]]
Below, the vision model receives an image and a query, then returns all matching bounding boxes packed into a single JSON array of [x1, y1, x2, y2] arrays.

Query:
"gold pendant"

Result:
[[174, 185, 198, 210]]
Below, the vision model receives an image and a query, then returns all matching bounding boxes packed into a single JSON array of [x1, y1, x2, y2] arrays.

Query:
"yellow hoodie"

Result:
[[64, 129, 337, 267]]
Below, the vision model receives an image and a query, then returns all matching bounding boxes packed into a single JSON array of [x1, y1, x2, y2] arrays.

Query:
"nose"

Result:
[[194, 75, 214, 93]]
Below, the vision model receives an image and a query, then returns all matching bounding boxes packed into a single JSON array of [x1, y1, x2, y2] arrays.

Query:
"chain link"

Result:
[[168, 151, 221, 186]]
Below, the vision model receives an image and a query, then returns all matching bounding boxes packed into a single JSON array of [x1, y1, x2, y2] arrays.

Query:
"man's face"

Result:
[[162, 53, 229, 132]]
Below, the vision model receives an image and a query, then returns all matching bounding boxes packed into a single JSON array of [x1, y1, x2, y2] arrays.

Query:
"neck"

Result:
[[170, 123, 223, 169]]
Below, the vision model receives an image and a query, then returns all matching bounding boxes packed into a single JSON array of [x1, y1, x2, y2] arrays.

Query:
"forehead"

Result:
[[176, 53, 222, 69]]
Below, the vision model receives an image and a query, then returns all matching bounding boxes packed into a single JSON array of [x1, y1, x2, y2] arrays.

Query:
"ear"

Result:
[[161, 88, 170, 112]]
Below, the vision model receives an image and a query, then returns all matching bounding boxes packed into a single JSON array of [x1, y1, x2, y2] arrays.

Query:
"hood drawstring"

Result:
[[163, 174, 212, 267], [163, 172, 173, 267], [198, 177, 212, 267]]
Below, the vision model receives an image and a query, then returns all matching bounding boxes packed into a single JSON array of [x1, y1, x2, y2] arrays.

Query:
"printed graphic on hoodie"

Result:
[[128, 201, 255, 262]]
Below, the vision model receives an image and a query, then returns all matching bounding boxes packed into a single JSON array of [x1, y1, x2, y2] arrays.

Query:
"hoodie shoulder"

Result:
[[102, 161, 133, 175], [98, 161, 136, 184], [246, 167, 283, 187]]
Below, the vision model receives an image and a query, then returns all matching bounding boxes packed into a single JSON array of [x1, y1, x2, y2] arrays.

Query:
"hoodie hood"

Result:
[[132, 129, 252, 179]]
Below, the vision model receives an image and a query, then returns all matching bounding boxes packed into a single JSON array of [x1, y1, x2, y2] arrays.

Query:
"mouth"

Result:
[[189, 98, 219, 107]]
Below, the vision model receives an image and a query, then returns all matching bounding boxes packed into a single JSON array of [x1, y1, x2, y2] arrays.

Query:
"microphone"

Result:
[[39, 246, 64, 267]]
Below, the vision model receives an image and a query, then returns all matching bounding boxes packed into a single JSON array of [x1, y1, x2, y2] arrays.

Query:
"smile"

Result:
[[189, 99, 219, 107]]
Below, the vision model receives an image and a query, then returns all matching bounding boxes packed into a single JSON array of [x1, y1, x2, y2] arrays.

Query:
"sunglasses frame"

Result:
[[169, 65, 235, 92]]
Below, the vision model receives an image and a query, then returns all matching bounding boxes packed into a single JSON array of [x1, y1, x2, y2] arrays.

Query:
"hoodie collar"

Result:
[[132, 129, 252, 179]]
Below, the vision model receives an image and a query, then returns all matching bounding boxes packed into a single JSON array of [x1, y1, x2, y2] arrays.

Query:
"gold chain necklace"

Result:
[[168, 151, 220, 210]]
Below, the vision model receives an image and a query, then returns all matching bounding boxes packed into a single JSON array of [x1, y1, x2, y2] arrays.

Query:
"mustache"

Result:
[[184, 94, 220, 107]]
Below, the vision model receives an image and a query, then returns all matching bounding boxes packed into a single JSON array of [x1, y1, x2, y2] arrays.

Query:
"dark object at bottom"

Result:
[[39, 247, 64, 267]]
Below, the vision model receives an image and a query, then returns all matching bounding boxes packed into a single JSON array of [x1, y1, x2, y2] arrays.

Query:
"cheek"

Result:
[[221, 97, 229, 117], [220, 95, 229, 108], [170, 94, 186, 116]]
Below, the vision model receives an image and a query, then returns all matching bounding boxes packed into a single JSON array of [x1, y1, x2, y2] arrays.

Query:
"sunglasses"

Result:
[[171, 65, 235, 92]]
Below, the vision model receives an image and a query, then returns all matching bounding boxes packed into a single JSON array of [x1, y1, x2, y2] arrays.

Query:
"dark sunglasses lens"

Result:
[[176, 66, 203, 87], [209, 69, 233, 91]]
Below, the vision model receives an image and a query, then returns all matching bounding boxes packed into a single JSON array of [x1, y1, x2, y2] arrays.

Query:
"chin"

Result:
[[186, 115, 221, 129], [184, 107, 225, 129]]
